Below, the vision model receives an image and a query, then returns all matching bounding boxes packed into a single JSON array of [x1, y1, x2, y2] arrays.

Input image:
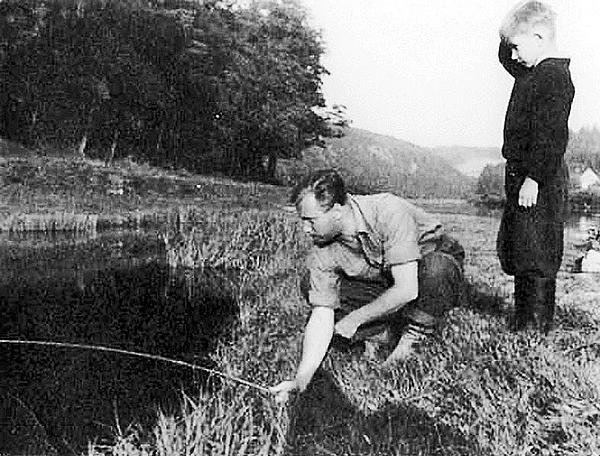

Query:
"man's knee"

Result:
[[419, 251, 463, 287], [414, 252, 463, 317], [437, 234, 465, 271]]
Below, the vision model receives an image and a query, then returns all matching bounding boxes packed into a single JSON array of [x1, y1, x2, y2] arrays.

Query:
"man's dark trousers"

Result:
[[301, 237, 465, 341]]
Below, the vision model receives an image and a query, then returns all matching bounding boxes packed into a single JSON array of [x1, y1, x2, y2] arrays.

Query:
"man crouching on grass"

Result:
[[270, 169, 465, 402]]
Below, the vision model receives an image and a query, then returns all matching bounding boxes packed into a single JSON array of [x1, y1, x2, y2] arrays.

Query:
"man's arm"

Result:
[[334, 261, 418, 338], [270, 306, 334, 402]]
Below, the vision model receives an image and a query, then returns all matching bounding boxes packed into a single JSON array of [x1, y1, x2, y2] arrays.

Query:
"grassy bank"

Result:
[[2, 154, 599, 455], [92, 208, 600, 456], [0, 155, 286, 233]]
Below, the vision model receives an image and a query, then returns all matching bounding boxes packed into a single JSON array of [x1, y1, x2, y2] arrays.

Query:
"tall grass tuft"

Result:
[[0, 212, 98, 233], [88, 389, 286, 456], [163, 209, 300, 271], [156, 390, 285, 456]]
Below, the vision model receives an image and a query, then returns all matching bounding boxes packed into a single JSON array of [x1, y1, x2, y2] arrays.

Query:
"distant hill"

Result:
[[277, 128, 474, 199], [431, 145, 503, 178]]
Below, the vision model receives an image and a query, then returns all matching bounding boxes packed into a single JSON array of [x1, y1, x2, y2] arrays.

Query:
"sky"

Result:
[[300, 0, 600, 148]]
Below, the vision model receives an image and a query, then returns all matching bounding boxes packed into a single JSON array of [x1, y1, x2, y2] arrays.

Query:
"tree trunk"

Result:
[[77, 108, 96, 159], [155, 126, 163, 157], [76, 0, 85, 17], [266, 152, 278, 180], [77, 134, 87, 159], [29, 109, 37, 140], [105, 128, 119, 167]]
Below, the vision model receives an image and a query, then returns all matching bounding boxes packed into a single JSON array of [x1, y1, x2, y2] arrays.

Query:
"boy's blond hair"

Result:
[[500, 1, 557, 40]]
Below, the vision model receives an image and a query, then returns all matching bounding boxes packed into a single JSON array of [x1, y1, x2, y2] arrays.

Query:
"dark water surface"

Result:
[[0, 231, 239, 454], [565, 212, 600, 231], [418, 198, 600, 228]]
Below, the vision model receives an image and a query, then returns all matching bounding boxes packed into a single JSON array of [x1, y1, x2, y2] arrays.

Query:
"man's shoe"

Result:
[[363, 340, 380, 360], [383, 325, 432, 365], [361, 327, 392, 360]]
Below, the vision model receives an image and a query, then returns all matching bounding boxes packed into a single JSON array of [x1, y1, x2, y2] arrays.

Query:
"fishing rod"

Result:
[[0, 339, 270, 394]]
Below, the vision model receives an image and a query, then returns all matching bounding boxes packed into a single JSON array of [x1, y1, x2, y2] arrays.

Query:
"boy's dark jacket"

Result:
[[498, 39, 575, 188], [497, 39, 575, 277]]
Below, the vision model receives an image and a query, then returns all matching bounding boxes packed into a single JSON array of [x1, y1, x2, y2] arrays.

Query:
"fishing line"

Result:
[[0, 339, 270, 394]]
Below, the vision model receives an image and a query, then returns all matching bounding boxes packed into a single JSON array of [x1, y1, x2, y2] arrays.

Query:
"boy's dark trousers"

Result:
[[497, 164, 568, 334]]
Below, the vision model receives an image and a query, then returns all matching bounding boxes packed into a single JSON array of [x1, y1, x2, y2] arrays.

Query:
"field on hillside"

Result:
[[1, 155, 599, 456]]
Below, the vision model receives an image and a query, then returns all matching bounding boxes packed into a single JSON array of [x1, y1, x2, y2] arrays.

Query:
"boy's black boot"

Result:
[[531, 277, 556, 335], [511, 275, 533, 331]]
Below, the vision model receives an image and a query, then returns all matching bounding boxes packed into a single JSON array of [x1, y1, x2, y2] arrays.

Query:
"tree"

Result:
[[0, 0, 329, 178], [567, 126, 600, 171], [476, 162, 505, 198], [200, 0, 328, 177]]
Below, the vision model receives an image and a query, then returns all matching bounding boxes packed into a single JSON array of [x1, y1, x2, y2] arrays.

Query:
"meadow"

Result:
[[1, 154, 599, 456]]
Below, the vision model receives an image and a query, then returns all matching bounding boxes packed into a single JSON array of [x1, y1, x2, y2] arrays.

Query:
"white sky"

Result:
[[300, 0, 600, 148]]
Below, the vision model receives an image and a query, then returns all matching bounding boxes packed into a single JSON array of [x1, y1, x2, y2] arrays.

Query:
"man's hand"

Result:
[[269, 379, 299, 403], [270, 307, 334, 404], [334, 315, 360, 339], [519, 177, 539, 208]]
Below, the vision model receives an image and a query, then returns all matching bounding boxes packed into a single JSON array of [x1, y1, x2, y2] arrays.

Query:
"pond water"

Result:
[[565, 212, 600, 232], [0, 231, 241, 455], [416, 199, 600, 234]]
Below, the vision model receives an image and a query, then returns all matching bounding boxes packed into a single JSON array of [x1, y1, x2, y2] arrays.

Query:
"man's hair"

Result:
[[290, 169, 347, 210], [500, 1, 557, 40]]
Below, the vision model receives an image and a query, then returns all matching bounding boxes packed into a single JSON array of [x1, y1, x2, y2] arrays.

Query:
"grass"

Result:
[[163, 209, 300, 270], [0, 155, 285, 233], [1, 152, 599, 455], [0, 211, 98, 233], [87, 391, 287, 456], [94, 209, 600, 456]]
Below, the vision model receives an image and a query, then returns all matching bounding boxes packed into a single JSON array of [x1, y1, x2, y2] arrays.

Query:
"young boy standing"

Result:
[[496, 1, 575, 334]]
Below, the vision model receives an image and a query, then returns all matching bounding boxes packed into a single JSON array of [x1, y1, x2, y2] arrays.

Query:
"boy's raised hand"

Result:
[[519, 176, 539, 207]]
